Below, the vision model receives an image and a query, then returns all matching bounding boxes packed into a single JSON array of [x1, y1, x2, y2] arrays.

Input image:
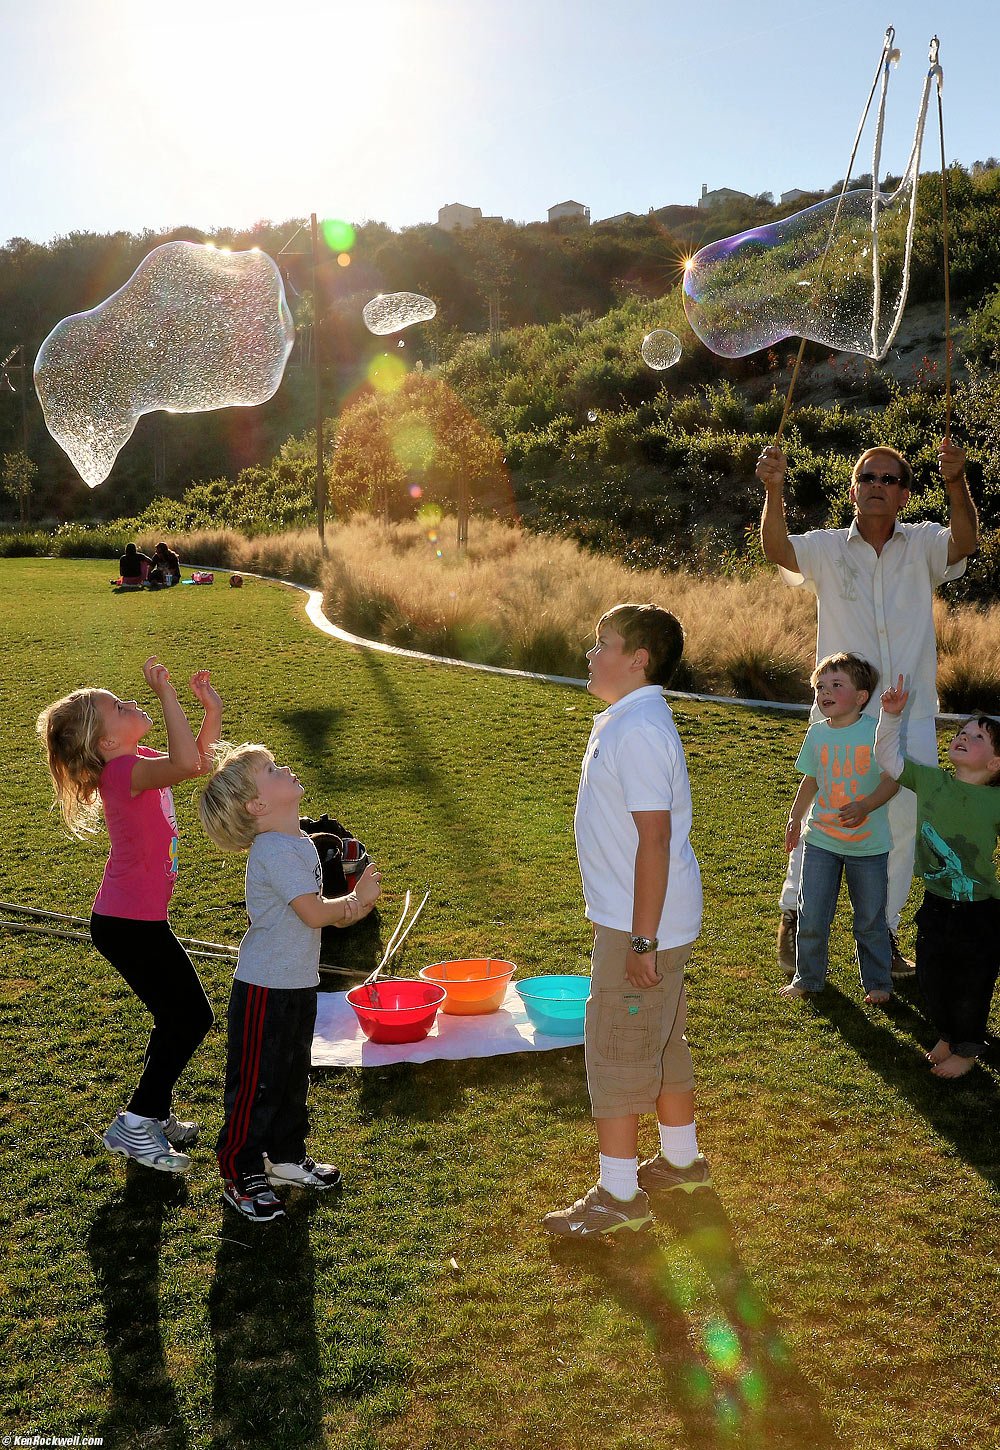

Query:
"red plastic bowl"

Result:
[[346, 979, 447, 1044]]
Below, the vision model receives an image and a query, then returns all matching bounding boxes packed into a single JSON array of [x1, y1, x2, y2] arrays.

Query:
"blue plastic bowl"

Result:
[[514, 974, 590, 1037]]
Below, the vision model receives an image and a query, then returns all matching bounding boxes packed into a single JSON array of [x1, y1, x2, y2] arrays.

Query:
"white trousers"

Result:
[[779, 715, 939, 932]]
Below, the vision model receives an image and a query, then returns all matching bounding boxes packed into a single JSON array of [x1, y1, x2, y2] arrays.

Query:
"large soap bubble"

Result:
[[362, 292, 437, 335], [683, 180, 917, 362], [34, 241, 295, 487], [641, 330, 682, 370]]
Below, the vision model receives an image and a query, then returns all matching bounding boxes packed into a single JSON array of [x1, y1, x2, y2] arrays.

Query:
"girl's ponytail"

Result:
[[36, 690, 107, 835]]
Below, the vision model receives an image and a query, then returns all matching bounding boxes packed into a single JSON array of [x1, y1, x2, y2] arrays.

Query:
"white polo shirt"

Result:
[[574, 685, 702, 949], [780, 520, 965, 721]]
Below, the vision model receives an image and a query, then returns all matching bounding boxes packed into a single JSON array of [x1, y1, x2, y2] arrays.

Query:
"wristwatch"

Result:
[[630, 935, 658, 955]]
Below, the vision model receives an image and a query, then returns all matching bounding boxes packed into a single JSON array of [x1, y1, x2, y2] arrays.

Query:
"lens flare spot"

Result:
[[703, 1320, 742, 1374], [408, 483, 423, 499], [683, 1365, 713, 1406], [367, 352, 407, 394], [321, 218, 356, 252], [740, 1369, 766, 1410], [337, 253, 351, 268]]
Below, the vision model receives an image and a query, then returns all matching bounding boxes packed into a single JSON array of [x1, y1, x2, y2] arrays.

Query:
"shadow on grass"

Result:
[[816, 982, 1000, 1190], [353, 1046, 590, 1124], [276, 705, 347, 759], [551, 1190, 845, 1450], [354, 651, 493, 878], [208, 1197, 324, 1449], [86, 1164, 192, 1449]]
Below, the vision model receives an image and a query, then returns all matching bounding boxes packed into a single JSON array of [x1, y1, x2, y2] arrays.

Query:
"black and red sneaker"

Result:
[[222, 1172, 287, 1222]]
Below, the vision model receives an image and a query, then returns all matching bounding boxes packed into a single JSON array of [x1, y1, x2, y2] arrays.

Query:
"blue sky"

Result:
[[2, 0, 997, 244]]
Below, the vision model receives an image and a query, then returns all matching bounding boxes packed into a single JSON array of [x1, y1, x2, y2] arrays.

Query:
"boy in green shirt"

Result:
[[876, 677, 1000, 1078]]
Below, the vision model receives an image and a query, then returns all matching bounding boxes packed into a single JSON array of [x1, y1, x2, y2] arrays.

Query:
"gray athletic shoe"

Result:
[[777, 911, 797, 978], [638, 1152, 712, 1195], [265, 1155, 342, 1191], [161, 1113, 200, 1148], [103, 1112, 192, 1173], [542, 1183, 652, 1238]]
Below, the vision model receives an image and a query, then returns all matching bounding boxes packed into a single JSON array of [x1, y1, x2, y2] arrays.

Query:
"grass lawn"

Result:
[[2, 557, 999, 1450]]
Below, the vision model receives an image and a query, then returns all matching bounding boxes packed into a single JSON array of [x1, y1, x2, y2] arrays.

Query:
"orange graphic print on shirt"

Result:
[[812, 742, 872, 843]]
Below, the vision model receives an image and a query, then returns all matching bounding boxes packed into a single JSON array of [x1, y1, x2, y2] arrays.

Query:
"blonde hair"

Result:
[[36, 689, 109, 836], [198, 742, 273, 851]]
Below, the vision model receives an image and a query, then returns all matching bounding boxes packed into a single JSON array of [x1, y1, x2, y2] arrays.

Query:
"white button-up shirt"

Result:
[[780, 520, 964, 721]]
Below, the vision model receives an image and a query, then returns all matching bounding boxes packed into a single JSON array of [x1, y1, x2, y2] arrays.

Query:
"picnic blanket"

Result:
[[312, 983, 584, 1067]]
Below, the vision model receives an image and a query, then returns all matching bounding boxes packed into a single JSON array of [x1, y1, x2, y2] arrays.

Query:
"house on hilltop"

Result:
[[438, 203, 482, 232], [698, 183, 752, 209], [547, 200, 590, 225], [780, 187, 811, 205]]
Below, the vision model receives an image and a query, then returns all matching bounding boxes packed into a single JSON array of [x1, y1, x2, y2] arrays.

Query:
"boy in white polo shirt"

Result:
[[543, 604, 710, 1238]]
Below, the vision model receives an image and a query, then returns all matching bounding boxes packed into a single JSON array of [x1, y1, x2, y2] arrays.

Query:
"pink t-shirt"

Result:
[[92, 747, 179, 921]]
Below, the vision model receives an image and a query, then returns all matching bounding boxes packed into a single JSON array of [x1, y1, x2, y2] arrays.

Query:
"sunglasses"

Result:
[[857, 471, 905, 485]]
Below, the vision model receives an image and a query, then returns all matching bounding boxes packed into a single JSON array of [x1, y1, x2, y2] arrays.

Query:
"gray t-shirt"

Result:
[[235, 831, 323, 989]]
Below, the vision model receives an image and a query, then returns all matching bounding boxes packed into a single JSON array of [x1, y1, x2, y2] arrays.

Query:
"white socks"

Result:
[[598, 1153, 639, 1202], [659, 1121, 699, 1167]]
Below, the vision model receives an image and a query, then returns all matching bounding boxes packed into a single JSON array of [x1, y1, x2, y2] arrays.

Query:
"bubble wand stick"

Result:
[[930, 36, 952, 442]]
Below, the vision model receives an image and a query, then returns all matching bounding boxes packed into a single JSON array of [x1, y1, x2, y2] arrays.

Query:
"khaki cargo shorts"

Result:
[[585, 924, 695, 1118]]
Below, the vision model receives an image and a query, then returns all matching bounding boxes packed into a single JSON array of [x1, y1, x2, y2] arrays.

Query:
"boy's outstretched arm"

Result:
[[630, 810, 671, 990], [291, 863, 382, 928], [874, 676, 909, 781]]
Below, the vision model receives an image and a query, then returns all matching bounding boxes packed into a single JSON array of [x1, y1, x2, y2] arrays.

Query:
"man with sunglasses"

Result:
[[756, 438, 978, 979]]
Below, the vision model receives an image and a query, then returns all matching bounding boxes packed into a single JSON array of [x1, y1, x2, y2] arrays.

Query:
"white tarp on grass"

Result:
[[312, 983, 583, 1068]]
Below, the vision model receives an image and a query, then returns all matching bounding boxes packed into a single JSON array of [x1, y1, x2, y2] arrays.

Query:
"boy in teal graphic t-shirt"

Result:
[[783, 653, 899, 1003]]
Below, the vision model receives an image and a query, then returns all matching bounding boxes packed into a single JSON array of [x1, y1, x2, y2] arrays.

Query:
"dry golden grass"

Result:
[[154, 517, 998, 708]]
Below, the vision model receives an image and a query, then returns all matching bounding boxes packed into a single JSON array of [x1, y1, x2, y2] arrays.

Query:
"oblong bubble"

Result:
[[682, 181, 915, 360], [34, 242, 294, 487], [641, 330, 682, 370], [362, 292, 437, 335]]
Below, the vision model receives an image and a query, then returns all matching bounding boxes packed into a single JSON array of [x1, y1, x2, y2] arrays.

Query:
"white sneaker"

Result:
[[264, 1154, 342, 1190], [103, 1112, 191, 1173], [161, 1112, 200, 1148]]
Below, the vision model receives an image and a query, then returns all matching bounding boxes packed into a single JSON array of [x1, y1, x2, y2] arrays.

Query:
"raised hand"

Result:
[[190, 669, 223, 713], [354, 863, 383, 909], [142, 656, 175, 698], [880, 675, 909, 716], [755, 445, 787, 489]]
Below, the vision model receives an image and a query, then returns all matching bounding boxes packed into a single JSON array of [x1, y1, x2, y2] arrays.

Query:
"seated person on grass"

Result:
[[119, 542, 152, 588], [543, 603, 710, 1240], [782, 652, 899, 1005], [148, 541, 181, 587]]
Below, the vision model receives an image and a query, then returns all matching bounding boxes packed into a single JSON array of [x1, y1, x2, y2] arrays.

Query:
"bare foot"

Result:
[[780, 983, 810, 998], [931, 1053, 976, 1079], [864, 990, 892, 1005], [926, 1039, 951, 1065]]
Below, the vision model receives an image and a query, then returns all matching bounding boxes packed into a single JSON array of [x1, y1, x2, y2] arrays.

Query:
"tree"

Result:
[[2, 449, 37, 524]]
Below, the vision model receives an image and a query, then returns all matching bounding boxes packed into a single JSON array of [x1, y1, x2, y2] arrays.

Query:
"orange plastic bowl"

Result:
[[346, 980, 447, 1043], [418, 958, 516, 1015]]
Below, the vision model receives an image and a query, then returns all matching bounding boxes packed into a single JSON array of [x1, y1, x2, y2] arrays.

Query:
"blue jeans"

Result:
[[793, 843, 893, 995]]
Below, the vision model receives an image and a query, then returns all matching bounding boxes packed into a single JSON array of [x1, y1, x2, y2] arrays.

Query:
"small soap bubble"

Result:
[[641, 330, 682, 370], [363, 291, 437, 335], [683, 181, 917, 360], [34, 241, 294, 487], [408, 483, 423, 499], [587, 409, 598, 422]]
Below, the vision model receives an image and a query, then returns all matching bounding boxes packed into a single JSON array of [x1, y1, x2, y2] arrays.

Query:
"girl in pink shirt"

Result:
[[37, 657, 222, 1173]]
